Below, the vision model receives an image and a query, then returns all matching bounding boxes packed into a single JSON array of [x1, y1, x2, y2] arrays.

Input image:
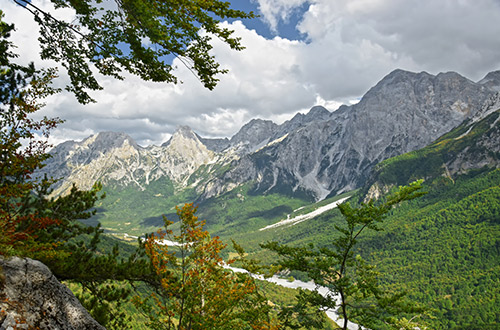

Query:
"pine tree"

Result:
[[1, 13, 158, 328], [262, 182, 428, 330]]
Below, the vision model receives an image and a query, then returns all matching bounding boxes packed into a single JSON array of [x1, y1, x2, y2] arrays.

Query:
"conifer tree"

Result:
[[3, 1, 259, 327], [262, 181, 428, 330], [1, 12, 159, 328]]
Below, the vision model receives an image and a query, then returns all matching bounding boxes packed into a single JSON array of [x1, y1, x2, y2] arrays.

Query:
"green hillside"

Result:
[[220, 110, 500, 328], [361, 169, 500, 329], [353, 110, 500, 328], [88, 110, 500, 329], [372, 109, 500, 186]]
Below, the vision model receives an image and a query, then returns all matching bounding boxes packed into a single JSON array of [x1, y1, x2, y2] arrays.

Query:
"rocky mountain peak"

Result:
[[152, 126, 217, 185], [88, 131, 139, 151], [165, 126, 207, 155], [305, 105, 330, 120], [268, 106, 331, 142], [470, 91, 500, 123], [229, 119, 278, 153], [197, 135, 230, 152], [163, 125, 199, 147], [478, 70, 500, 92], [174, 125, 197, 139], [376, 69, 431, 87], [37, 68, 498, 202], [204, 69, 495, 200]]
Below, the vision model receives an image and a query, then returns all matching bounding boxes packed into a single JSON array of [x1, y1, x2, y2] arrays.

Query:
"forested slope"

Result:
[[240, 108, 500, 328], [359, 169, 500, 329], [354, 108, 500, 328]]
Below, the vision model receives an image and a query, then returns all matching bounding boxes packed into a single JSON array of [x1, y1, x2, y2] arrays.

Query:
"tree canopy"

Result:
[[263, 182, 428, 330], [136, 203, 278, 330], [11, 0, 255, 103]]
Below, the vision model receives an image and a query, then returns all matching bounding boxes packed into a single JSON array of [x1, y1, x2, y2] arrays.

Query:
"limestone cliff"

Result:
[[39, 127, 217, 196], [202, 69, 494, 200], [38, 69, 498, 201]]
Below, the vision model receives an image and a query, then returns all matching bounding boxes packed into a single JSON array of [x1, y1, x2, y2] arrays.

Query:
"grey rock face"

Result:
[[38, 126, 217, 196], [271, 105, 331, 141], [228, 119, 279, 154], [197, 136, 230, 152], [40, 131, 141, 182], [38, 69, 499, 201], [161, 125, 198, 147], [0, 257, 104, 330], [447, 95, 500, 175], [478, 70, 500, 92], [204, 69, 494, 200]]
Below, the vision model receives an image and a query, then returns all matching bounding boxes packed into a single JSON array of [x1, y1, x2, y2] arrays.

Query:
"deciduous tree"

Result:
[[1, 13, 158, 328], [136, 203, 279, 330]]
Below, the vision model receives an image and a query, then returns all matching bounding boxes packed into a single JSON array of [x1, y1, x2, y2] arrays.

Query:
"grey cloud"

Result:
[[6, 0, 500, 147]]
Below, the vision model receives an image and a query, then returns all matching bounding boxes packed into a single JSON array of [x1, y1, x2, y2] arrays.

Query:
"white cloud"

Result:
[[253, 0, 310, 33], [297, 0, 500, 79], [4, 0, 500, 146]]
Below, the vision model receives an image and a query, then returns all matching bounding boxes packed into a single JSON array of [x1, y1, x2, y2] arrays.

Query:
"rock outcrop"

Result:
[[38, 127, 218, 196], [0, 257, 104, 330]]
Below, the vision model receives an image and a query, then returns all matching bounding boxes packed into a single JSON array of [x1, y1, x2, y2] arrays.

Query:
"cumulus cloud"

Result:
[[4, 0, 500, 146], [285, 0, 500, 79], [253, 0, 309, 33]]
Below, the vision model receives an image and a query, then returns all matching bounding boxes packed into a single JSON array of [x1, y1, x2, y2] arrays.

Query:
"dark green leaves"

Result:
[[263, 182, 427, 330]]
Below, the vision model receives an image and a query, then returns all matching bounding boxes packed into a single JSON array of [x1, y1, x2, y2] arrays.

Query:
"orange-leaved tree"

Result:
[[0, 12, 101, 259], [135, 203, 279, 330], [1, 15, 155, 329]]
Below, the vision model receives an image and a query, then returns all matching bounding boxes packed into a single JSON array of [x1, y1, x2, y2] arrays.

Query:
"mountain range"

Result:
[[35, 68, 500, 329], [39, 68, 499, 201]]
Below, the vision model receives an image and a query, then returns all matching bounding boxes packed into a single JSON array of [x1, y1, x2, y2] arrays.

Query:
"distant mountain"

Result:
[[196, 91, 500, 329], [39, 127, 217, 196], [346, 92, 500, 330], [478, 70, 500, 92], [227, 119, 279, 154], [366, 91, 500, 197], [201, 69, 494, 200], [39, 68, 496, 202], [35, 69, 500, 329]]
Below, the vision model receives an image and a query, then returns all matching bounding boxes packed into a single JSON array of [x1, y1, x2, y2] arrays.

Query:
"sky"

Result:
[[4, 0, 500, 146]]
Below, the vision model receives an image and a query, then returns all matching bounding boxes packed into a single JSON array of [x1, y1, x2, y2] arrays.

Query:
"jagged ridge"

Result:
[[39, 69, 498, 201]]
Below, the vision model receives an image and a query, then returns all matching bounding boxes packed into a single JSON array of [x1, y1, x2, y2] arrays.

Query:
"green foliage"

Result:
[[355, 111, 500, 328], [67, 280, 153, 330], [0, 10, 73, 258], [262, 182, 427, 330], [90, 176, 197, 236], [357, 169, 500, 329], [135, 203, 278, 330], [12, 0, 255, 103], [91, 181, 311, 240], [373, 110, 500, 186], [198, 184, 310, 236], [0, 13, 159, 328], [254, 281, 340, 330], [249, 168, 500, 329]]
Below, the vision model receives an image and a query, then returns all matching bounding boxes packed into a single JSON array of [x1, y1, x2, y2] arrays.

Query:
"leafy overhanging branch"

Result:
[[12, 0, 255, 103]]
